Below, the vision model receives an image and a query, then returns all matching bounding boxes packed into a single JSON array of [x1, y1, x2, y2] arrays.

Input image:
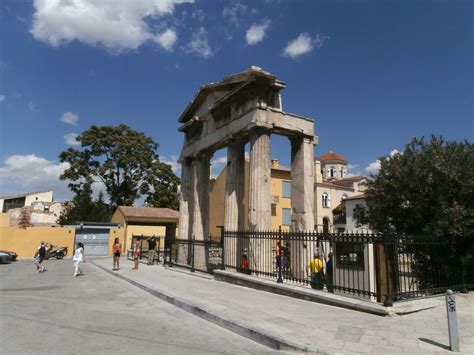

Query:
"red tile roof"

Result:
[[319, 152, 346, 162], [117, 206, 179, 220]]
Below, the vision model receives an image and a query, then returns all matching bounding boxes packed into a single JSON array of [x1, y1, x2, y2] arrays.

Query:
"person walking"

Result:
[[132, 238, 140, 270], [147, 237, 156, 265], [73, 242, 85, 277], [307, 252, 324, 290], [34, 241, 47, 273], [112, 238, 122, 271]]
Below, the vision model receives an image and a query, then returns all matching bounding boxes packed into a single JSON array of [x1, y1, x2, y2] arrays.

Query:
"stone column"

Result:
[[177, 158, 192, 264], [248, 128, 272, 273], [192, 152, 211, 269], [224, 139, 246, 268], [290, 135, 315, 279]]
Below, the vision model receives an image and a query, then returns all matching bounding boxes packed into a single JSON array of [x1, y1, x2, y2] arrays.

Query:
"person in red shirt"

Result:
[[241, 254, 251, 275]]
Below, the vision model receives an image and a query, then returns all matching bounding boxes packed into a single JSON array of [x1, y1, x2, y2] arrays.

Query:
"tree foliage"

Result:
[[145, 161, 180, 210], [355, 136, 474, 286], [57, 179, 112, 225], [355, 136, 474, 238], [59, 124, 179, 209]]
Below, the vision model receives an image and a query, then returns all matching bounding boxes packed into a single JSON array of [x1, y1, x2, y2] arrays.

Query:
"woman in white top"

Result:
[[73, 242, 84, 277]]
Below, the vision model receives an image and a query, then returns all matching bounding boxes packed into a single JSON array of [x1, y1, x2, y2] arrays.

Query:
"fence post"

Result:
[[383, 236, 393, 307], [220, 227, 225, 270], [191, 236, 195, 272], [277, 226, 283, 283]]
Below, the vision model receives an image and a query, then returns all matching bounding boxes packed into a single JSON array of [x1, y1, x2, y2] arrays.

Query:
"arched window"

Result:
[[322, 193, 330, 208], [329, 167, 336, 178], [340, 168, 345, 178]]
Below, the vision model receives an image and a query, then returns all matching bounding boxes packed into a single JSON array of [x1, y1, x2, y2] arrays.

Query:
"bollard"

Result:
[[445, 290, 460, 352]]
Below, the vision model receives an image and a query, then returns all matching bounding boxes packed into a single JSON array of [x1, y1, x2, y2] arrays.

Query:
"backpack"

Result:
[[38, 246, 46, 258]]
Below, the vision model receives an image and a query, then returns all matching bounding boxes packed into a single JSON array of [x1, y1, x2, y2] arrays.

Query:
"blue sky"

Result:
[[0, 0, 472, 201]]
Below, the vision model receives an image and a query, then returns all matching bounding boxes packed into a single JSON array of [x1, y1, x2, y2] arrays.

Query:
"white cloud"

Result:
[[60, 112, 79, 125], [64, 133, 80, 146], [30, 0, 193, 51], [154, 28, 177, 51], [161, 155, 181, 175], [28, 101, 37, 111], [364, 149, 401, 175], [282, 33, 329, 58], [0, 95, 5, 102], [185, 27, 213, 58], [223, 3, 247, 26], [245, 20, 270, 45], [364, 160, 381, 175], [211, 155, 227, 178], [0, 154, 72, 201]]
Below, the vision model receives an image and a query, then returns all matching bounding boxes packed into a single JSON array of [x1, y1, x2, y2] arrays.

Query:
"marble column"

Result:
[[192, 152, 211, 268], [290, 135, 315, 280], [248, 128, 271, 272], [224, 139, 246, 267], [177, 158, 192, 264]]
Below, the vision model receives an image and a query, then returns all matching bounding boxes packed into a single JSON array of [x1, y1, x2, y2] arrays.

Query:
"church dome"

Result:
[[319, 152, 346, 162]]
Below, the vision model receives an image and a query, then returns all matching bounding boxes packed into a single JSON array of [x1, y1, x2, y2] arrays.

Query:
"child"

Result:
[[112, 238, 122, 271], [241, 254, 251, 275]]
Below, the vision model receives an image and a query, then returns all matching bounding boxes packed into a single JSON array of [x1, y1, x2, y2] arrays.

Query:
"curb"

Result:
[[214, 270, 390, 317], [90, 261, 324, 353]]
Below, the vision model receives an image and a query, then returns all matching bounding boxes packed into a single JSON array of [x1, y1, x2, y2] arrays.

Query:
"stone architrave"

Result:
[[224, 139, 246, 267], [248, 128, 272, 272], [290, 136, 315, 279]]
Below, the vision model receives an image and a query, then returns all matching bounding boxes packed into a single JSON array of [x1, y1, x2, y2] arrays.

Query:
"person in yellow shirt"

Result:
[[307, 252, 324, 290]]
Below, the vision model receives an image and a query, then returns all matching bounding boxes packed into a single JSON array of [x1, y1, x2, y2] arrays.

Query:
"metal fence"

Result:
[[222, 229, 471, 305], [167, 237, 223, 273]]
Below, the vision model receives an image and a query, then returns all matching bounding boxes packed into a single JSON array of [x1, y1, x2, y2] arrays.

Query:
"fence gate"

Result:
[[75, 229, 109, 256]]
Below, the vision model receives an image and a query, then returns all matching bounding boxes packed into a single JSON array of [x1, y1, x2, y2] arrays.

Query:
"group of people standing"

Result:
[[112, 236, 158, 271]]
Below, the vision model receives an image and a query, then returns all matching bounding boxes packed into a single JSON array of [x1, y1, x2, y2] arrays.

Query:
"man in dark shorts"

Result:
[[147, 237, 156, 265], [35, 241, 46, 273]]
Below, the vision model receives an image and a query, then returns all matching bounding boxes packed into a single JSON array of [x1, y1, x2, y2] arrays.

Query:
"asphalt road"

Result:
[[0, 259, 278, 355]]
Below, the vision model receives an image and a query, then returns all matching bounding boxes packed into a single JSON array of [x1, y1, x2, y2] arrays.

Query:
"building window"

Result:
[[282, 208, 291, 226], [340, 168, 345, 178], [329, 167, 336, 178], [282, 181, 291, 198], [322, 193, 330, 208], [271, 203, 277, 216]]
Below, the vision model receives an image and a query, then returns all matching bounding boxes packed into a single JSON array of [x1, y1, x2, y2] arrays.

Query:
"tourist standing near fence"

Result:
[[147, 237, 156, 265], [307, 252, 324, 290]]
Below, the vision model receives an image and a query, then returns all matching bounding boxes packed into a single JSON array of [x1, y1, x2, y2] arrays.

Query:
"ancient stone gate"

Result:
[[177, 67, 317, 269]]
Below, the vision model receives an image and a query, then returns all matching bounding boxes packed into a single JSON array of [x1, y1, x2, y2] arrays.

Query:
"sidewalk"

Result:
[[90, 257, 474, 354]]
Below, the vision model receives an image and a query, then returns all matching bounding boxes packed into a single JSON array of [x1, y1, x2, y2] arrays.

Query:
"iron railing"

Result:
[[222, 229, 471, 305]]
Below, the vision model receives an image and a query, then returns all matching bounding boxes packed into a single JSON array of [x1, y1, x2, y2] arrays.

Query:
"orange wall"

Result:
[[0, 227, 75, 258]]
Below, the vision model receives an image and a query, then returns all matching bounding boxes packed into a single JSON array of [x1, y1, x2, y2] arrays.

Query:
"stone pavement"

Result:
[[90, 257, 474, 354]]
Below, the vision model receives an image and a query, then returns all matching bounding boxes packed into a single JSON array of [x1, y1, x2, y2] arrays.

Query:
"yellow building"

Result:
[[209, 152, 366, 235], [111, 206, 179, 251]]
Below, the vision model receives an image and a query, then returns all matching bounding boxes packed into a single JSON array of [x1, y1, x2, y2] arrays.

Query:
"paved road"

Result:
[[0, 259, 278, 355]]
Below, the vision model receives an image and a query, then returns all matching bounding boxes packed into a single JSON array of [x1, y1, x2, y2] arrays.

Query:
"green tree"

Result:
[[355, 136, 474, 287], [355, 136, 474, 237], [59, 124, 179, 209], [57, 179, 112, 225], [145, 161, 180, 210]]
